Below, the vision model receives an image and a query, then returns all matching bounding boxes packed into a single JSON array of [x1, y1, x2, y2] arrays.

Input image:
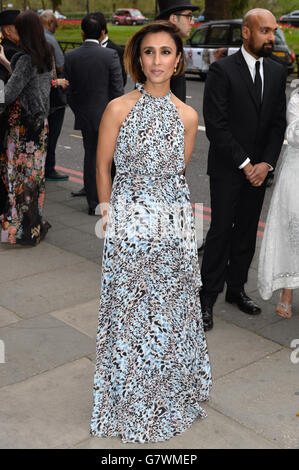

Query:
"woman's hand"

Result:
[[52, 78, 69, 89]]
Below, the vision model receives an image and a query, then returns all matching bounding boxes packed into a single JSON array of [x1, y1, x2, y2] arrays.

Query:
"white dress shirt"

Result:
[[101, 35, 109, 47], [238, 46, 272, 171], [85, 39, 99, 44], [241, 45, 264, 95]]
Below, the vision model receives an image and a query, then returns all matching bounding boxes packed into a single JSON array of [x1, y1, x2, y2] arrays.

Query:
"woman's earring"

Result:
[[174, 65, 177, 74]]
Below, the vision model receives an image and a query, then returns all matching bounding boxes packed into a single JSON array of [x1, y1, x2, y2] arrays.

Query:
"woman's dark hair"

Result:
[[124, 21, 185, 84], [81, 12, 105, 39], [15, 10, 52, 73]]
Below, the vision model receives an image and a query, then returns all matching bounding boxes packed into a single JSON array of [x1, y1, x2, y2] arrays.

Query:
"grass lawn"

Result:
[[282, 27, 299, 53], [55, 24, 142, 45]]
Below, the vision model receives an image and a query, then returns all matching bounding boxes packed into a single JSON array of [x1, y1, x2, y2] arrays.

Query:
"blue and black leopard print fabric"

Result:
[[90, 84, 212, 443]]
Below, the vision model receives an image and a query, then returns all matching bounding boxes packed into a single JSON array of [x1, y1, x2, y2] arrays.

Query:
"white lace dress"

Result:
[[258, 88, 299, 300]]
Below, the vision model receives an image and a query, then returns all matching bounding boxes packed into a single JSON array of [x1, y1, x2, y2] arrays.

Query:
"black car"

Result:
[[279, 10, 299, 27], [184, 19, 295, 78]]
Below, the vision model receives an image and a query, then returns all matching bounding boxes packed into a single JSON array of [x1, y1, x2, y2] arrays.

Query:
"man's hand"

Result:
[[243, 162, 269, 187]]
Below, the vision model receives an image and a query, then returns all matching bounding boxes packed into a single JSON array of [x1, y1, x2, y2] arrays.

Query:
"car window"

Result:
[[191, 27, 208, 45], [207, 25, 230, 45], [231, 26, 242, 45], [275, 28, 286, 45], [116, 10, 124, 15], [291, 11, 299, 16]]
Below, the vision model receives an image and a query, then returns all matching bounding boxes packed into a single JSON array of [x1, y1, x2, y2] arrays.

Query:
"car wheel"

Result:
[[132, 21, 137, 25], [115, 20, 119, 25]]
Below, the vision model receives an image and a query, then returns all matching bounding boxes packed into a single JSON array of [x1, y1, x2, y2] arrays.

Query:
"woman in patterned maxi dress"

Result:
[[0, 11, 52, 245], [90, 21, 212, 443]]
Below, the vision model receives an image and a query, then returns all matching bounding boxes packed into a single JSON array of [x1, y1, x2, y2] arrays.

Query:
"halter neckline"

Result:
[[136, 83, 172, 101]]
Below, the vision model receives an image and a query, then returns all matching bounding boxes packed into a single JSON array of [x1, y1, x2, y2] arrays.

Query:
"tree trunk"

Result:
[[51, 0, 62, 13], [205, 0, 233, 21], [132, 0, 139, 8], [22, 0, 31, 10]]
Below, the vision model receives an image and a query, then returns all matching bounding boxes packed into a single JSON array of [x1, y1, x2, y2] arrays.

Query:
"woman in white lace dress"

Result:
[[258, 84, 299, 318]]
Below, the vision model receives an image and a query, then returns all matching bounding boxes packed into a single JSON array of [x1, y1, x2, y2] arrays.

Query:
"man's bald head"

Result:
[[242, 8, 277, 58], [40, 10, 58, 33], [243, 8, 276, 29]]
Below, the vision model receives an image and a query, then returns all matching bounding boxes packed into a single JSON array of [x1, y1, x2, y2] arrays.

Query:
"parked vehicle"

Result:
[[112, 8, 148, 26], [184, 19, 295, 79], [197, 9, 205, 23], [279, 10, 299, 27]]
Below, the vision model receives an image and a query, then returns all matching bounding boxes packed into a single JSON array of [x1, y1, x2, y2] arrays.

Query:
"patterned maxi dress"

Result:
[[0, 99, 50, 245], [90, 84, 212, 443]]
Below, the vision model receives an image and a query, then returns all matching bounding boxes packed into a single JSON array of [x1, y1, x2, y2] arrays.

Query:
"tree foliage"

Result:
[[205, 0, 233, 21], [232, 0, 249, 17]]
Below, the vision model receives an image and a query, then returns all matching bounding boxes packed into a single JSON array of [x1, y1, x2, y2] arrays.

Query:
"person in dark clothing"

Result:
[[64, 13, 123, 214], [155, 2, 205, 253], [40, 10, 69, 181], [0, 10, 20, 83], [70, 11, 125, 199], [200, 9, 286, 331], [100, 19, 127, 87], [155, 0, 199, 102]]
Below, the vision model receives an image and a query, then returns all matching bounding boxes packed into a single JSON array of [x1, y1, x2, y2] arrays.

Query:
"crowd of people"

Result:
[[0, 0, 298, 444]]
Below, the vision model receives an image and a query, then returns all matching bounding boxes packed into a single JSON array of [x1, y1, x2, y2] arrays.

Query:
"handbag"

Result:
[[49, 56, 67, 111]]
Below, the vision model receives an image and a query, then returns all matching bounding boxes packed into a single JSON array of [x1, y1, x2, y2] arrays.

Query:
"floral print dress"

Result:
[[0, 99, 50, 245], [90, 84, 212, 443]]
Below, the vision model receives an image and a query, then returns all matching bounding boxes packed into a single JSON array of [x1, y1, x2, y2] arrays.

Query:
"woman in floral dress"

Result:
[[0, 10, 52, 245], [90, 22, 212, 443]]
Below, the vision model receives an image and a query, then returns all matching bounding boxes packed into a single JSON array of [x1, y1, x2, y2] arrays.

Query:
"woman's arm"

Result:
[[182, 105, 199, 169], [2, 54, 32, 106], [96, 99, 123, 228]]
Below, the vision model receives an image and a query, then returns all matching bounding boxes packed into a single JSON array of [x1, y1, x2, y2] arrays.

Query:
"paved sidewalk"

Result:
[[0, 179, 298, 449]]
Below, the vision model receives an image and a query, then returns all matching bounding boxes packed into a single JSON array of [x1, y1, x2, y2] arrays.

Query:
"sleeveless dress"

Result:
[[90, 84, 212, 443]]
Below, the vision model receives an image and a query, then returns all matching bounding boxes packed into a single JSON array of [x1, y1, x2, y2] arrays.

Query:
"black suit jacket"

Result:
[[0, 38, 19, 83], [203, 49, 286, 177], [106, 38, 127, 87], [64, 41, 124, 132]]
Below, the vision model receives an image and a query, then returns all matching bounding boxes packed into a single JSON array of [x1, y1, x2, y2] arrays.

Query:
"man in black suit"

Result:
[[98, 14, 127, 87], [200, 9, 286, 331], [0, 9, 20, 216], [64, 13, 123, 215], [155, 0, 199, 103]]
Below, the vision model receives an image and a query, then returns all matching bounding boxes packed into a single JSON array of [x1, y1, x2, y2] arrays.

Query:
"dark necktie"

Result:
[[254, 61, 262, 104]]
